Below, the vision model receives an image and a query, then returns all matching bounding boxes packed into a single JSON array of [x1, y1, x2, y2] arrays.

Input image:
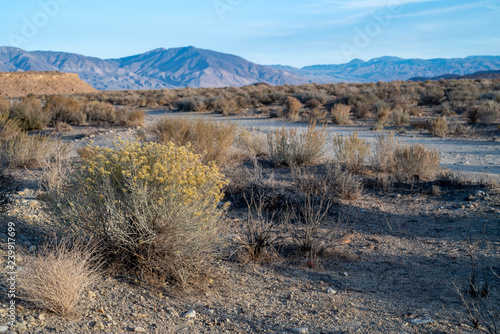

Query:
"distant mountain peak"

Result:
[[0, 46, 309, 90]]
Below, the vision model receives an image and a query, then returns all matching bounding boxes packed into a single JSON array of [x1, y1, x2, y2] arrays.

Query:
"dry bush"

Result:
[[450, 123, 475, 137], [352, 101, 373, 119], [331, 104, 352, 125], [429, 117, 449, 137], [371, 104, 392, 130], [235, 194, 281, 264], [371, 131, 399, 172], [0, 115, 21, 142], [308, 107, 328, 123], [478, 100, 500, 125], [55, 122, 73, 132], [391, 107, 410, 126], [44, 95, 86, 125], [332, 131, 370, 172], [410, 106, 423, 116], [0, 132, 66, 169], [0, 96, 10, 116], [18, 240, 98, 317], [292, 165, 362, 200], [418, 86, 445, 106], [9, 97, 51, 130], [46, 141, 227, 284], [285, 96, 302, 118], [267, 123, 326, 167], [212, 97, 242, 115], [284, 188, 340, 259], [175, 96, 208, 112], [394, 144, 440, 181], [236, 130, 268, 158], [117, 108, 145, 127], [83, 101, 117, 124], [153, 117, 237, 168]]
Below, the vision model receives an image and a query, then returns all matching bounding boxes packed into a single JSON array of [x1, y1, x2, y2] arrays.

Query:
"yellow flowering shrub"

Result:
[[49, 140, 228, 283]]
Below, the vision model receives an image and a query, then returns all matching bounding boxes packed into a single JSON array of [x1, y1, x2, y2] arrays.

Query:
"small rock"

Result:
[[165, 306, 178, 316], [38, 313, 46, 321], [342, 272, 349, 277], [410, 317, 435, 325], [15, 322, 28, 330], [182, 310, 196, 319], [97, 307, 105, 313], [327, 288, 337, 295], [26, 315, 36, 322], [88, 291, 96, 299], [0, 309, 5, 314], [94, 321, 105, 330], [134, 326, 147, 333], [0, 326, 9, 332], [292, 327, 309, 334], [106, 314, 113, 321]]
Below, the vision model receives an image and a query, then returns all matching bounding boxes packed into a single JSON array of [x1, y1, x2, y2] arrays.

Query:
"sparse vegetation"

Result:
[[429, 116, 450, 137], [47, 141, 228, 284], [394, 143, 440, 181], [267, 123, 326, 167], [18, 240, 99, 317], [332, 131, 370, 172], [9, 97, 51, 130], [331, 104, 352, 125], [153, 117, 237, 167], [2, 80, 499, 333]]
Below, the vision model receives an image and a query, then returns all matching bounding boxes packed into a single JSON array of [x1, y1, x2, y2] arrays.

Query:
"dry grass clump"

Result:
[[284, 96, 302, 122], [153, 117, 237, 167], [18, 240, 98, 317], [235, 195, 281, 264], [285, 189, 338, 258], [429, 117, 449, 137], [236, 130, 268, 158], [0, 130, 66, 169], [176, 96, 208, 112], [0, 114, 21, 142], [332, 131, 370, 172], [267, 123, 326, 167], [391, 107, 410, 126], [372, 132, 399, 172], [83, 101, 117, 124], [292, 165, 362, 200], [477, 100, 500, 125], [9, 97, 51, 130], [47, 141, 228, 284], [44, 95, 86, 125], [116, 107, 145, 127], [212, 96, 242, 115], [331, 104, 352, 125], [394, 144, 440, 181], [371, 103, 392, 130], [0, 96, 10, 116]]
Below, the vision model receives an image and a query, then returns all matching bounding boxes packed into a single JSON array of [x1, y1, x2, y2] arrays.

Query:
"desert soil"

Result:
[[0, 109, 499, 334]]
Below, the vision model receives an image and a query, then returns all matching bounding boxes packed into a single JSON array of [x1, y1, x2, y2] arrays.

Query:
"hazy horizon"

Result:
[[1, 0, 499, 68]]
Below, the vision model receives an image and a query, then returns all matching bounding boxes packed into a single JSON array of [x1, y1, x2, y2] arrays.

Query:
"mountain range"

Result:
[[1, 46, 500, 90]]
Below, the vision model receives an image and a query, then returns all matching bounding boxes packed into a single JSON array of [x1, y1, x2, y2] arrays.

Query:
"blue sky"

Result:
[[0, 0, 499, 67]]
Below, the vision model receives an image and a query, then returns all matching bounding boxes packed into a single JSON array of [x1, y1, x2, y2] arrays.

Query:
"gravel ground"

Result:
[[1, 110, 499, 333]]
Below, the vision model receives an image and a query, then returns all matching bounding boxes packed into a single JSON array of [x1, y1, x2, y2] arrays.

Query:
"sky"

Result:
[[0, 0, 499, 67]]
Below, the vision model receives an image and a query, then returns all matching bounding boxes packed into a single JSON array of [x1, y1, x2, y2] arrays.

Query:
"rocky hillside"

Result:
[[0, 71, 97, 98], [409, 70, 500, 81]]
